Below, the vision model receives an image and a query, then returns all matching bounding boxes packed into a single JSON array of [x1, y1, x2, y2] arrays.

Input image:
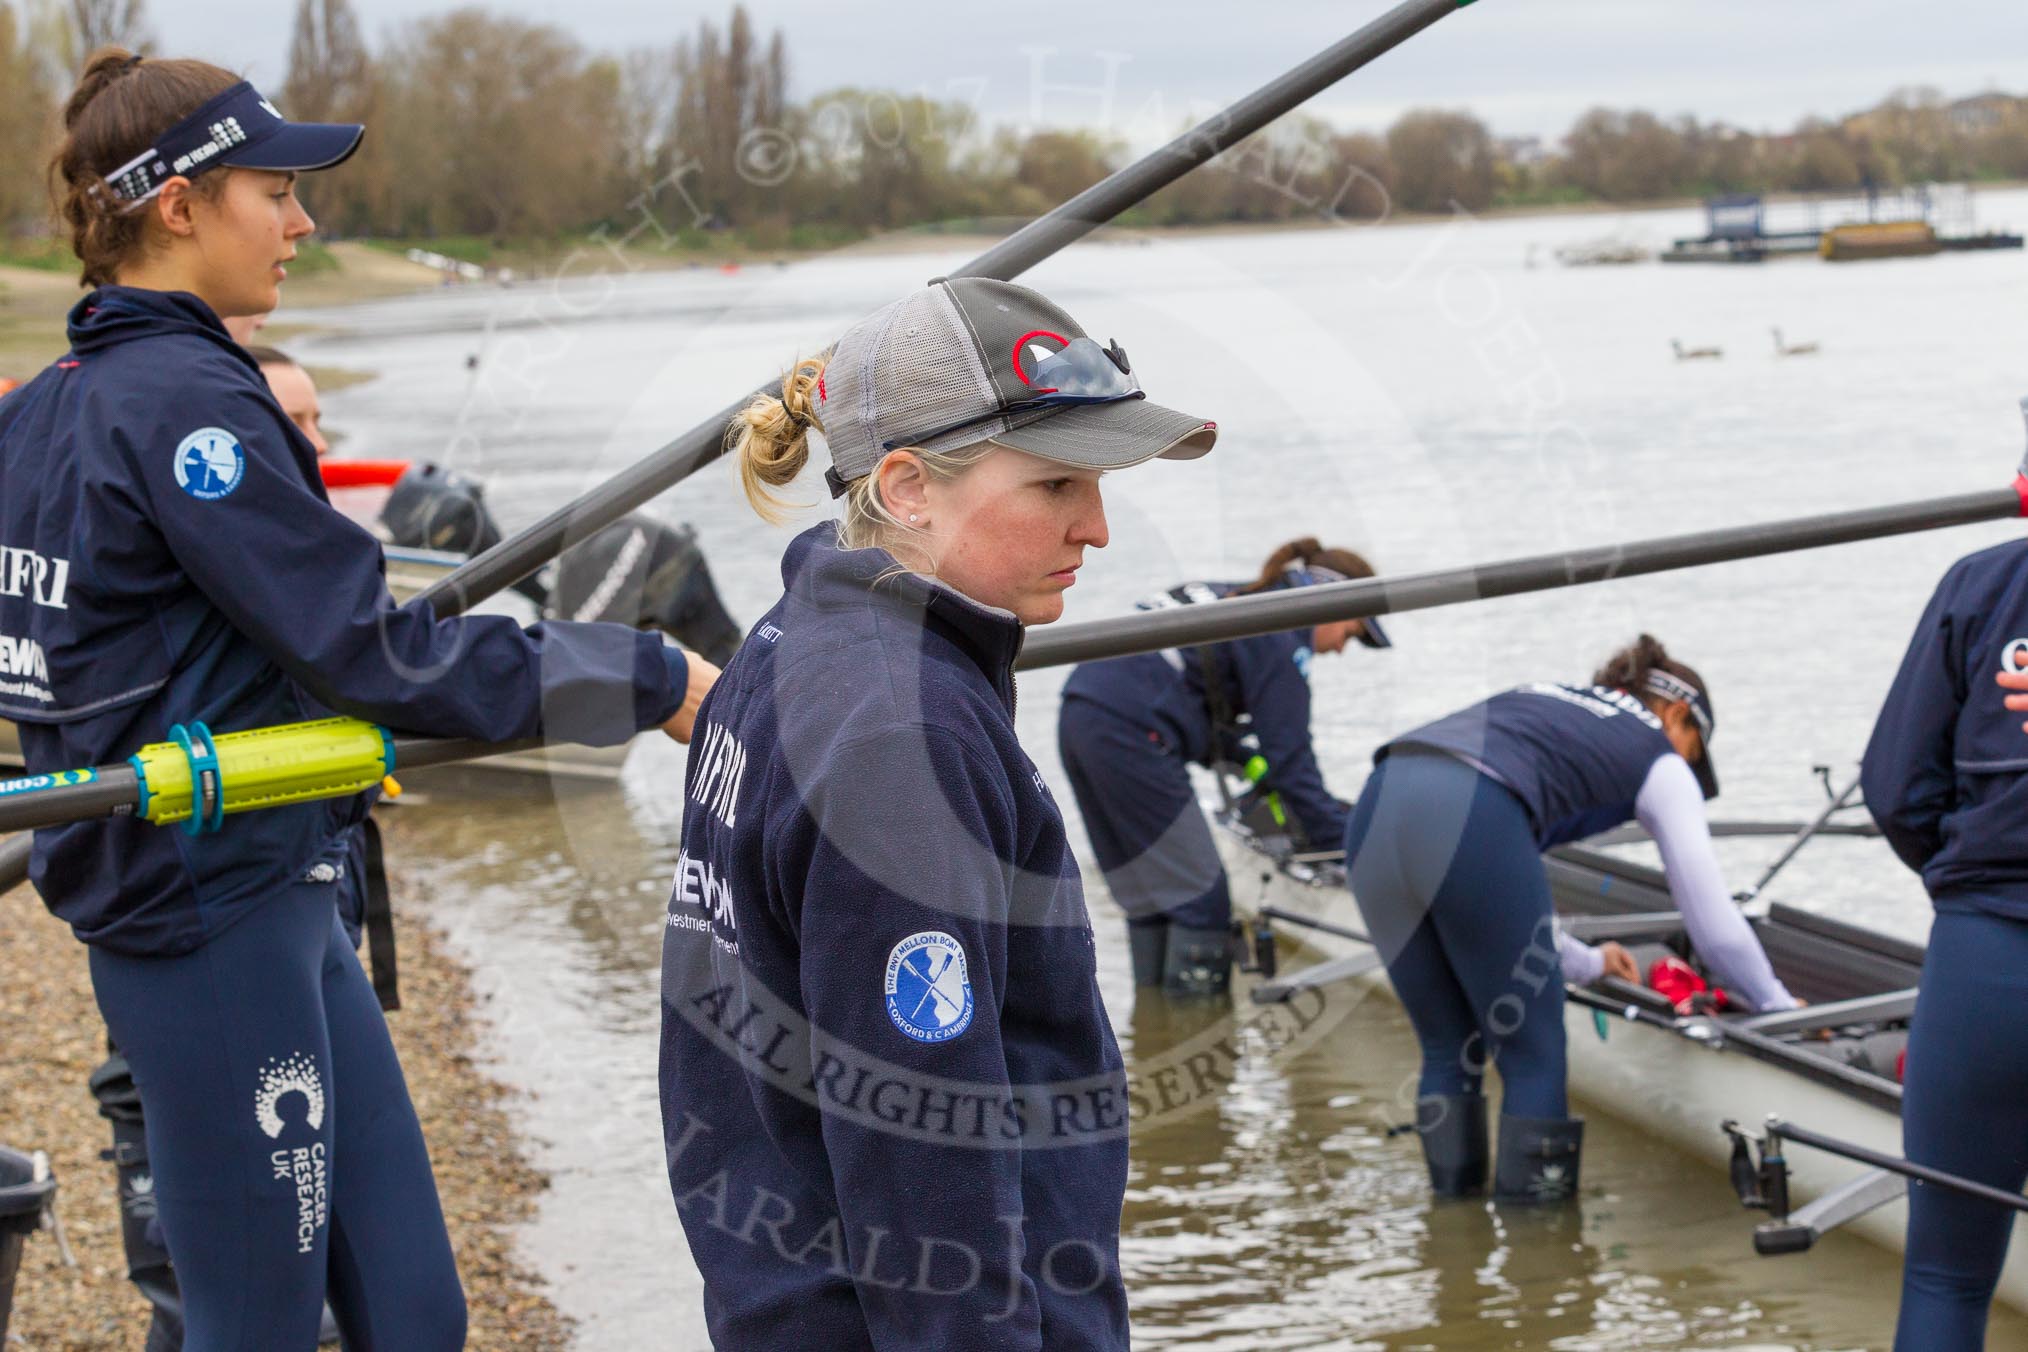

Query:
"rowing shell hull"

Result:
[[1215, 827, 2028, 1313]]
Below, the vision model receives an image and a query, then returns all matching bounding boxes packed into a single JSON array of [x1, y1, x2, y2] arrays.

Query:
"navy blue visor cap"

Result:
[[1291, 562, 1392, 650], [105, 81, 363, 204], [1643, 668, 1718, 799]]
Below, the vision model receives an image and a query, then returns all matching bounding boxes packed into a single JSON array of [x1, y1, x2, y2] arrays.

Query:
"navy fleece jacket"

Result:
[[1864, 539, 2028, 912], [0, 286, 688, 953], [659, 523, 1130, 1351]]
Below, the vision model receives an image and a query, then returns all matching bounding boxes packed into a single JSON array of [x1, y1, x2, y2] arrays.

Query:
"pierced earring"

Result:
[[907, 513, 920, 524]]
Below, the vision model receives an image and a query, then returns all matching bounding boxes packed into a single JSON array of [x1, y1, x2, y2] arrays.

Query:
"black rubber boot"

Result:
[[1416, 1094, 1488, 1197], [1127, 923, 1169, 988], [1493, 1114, 1585, 1204], [89, 1055, 184, 1352], [1162, 925, 1233, 998]]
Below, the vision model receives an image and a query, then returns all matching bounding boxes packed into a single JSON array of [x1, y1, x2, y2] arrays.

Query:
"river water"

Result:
[[298, 189, 2028, 1349]]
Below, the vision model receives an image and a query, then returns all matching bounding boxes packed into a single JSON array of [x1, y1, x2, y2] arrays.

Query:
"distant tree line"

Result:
[[5, 0, 2028, 246]]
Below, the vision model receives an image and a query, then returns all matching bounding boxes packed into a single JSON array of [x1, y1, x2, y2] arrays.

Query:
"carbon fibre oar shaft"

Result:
[[413, 0, 1480, 619], [1018, 487, 2022, 670], [0, 833, 29, 895], [3, 480, 2018, 900]]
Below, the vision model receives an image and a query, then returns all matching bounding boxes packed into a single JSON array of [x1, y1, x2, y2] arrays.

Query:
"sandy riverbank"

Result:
[[0, 241, 448, 376], [0, 872, 571, 1349]]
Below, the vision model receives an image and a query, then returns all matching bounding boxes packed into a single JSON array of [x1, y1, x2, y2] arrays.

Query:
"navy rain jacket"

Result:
[[0, 287, 688, 954], [659, 523, 1129, 1352], [1383, 683, 1677, 848], [1863, 539, 2028, 913], [1060, 578, 1349, 847]]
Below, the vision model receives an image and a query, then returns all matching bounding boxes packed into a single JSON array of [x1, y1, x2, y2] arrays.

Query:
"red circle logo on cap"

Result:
[[1010, 330, 1069, 390]]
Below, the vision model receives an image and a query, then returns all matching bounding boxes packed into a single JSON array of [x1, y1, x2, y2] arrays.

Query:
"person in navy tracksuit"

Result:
[[1865, 514, 2028, 1350], [1347, 635, 1795, 1204], [659, 276, 1217, 1349], [0, 54, 715, 1349], [1057, 537, 1390, 998]]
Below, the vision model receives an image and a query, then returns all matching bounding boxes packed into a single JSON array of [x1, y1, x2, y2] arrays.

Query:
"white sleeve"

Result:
[[1634, 755, 1799, 1012], [1555, 927, 1606, 985]]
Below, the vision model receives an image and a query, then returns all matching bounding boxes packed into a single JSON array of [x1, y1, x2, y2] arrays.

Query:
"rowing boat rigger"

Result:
[[1211, 798, 2028, 1313]]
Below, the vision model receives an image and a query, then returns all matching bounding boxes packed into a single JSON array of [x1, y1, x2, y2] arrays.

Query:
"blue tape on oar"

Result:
[[170, 721, 225, 837]]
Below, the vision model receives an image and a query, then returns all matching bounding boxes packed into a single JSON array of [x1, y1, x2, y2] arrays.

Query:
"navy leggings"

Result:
[[89, 878, 465, 1351], [1058, 696, 1232, 931], [1345, 752, 1568, 1118], [1895, 904, 2028, 1349]]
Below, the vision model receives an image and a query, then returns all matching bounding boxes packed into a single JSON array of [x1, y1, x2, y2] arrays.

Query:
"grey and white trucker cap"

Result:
[[815, 277, 1217, 496]]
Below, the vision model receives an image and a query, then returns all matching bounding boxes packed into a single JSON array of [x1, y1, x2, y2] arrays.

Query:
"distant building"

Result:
[[1947, 93, 2017, 134]]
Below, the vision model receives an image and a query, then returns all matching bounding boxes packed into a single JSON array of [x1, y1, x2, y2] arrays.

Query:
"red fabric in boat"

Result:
[[319, 459, 410, 488], [1647, 953, 1731, 1015]]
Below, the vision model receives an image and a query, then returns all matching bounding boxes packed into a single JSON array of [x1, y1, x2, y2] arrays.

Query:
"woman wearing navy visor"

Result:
[[1057, 538, 1389, 998], [659, 278, 1215, 1350], [1866, 426, 2028, 1348], [0, 52, 717, 1349], [1346, 635, 1796, 1203]]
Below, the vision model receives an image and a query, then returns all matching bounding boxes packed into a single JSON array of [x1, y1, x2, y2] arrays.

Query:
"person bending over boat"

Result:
[[658, 278, 1215, 1350], [1057, 539, 1390, 998], [1865, 518, 2028, 1350], [1346, 635, 1796, 1204], [0, 52, 717, 1350]]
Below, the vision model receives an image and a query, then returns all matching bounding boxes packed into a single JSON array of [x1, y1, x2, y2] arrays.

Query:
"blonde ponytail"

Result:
[[731, 356, 826, 525], [728, 355, 994, 559]]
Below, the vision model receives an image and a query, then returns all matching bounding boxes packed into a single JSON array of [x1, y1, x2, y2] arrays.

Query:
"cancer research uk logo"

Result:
[[884, 931, 975, 1044], [255, 1051, 325, 1139], [256, 1051, 329, 1255], [172, 426, 245, 500]]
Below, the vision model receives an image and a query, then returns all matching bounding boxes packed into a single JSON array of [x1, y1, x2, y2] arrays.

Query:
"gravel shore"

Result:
[[0, 875, 571, 1349]]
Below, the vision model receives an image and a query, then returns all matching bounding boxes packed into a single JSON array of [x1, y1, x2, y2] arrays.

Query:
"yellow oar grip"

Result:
[[132, 717, 395, 829]]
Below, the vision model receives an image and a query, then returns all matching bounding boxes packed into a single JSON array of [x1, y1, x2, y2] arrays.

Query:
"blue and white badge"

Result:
[[173, 427, 245, 500], [884, 931, 974, 1044]]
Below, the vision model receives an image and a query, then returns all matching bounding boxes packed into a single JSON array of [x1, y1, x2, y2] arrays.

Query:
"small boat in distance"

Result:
[[1673, 339, 1724, 361]]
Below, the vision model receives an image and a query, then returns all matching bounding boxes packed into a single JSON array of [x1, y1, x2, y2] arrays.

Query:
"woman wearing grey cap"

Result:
[[658, 277, 1214, 1349]]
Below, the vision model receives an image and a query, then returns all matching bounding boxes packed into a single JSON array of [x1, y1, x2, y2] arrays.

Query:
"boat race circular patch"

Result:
[[172, 427, 246, 501], [884, 931, 974, 1044]]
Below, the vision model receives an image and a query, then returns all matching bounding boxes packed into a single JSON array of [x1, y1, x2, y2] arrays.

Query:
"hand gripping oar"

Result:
[[409, 0, 1483, 621]]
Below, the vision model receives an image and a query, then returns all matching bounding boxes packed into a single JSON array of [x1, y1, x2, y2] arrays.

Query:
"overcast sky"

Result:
[[151, 1, 2025, 142]]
